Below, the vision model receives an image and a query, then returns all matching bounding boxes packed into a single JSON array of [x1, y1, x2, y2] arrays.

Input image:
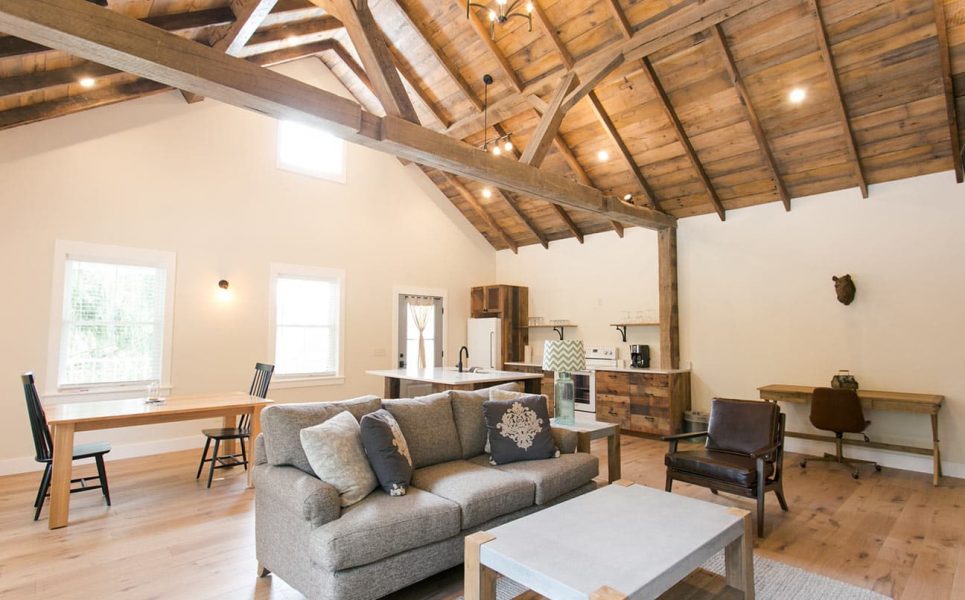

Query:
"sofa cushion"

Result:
[[383, 393, 462, 469], [262, 396, 381, 475], [450, 382, 523, 459], [665, 449, 774, 488], [310, 487, 461, 571], [411, 460, 535, 529], [483, 395, 558, 465], [300, 411, 378, 507], [360, 409, 413, 496], [469, 452, 599, 505]]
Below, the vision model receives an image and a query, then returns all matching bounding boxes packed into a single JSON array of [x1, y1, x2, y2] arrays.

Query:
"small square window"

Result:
[[277, 120, 346, 182]]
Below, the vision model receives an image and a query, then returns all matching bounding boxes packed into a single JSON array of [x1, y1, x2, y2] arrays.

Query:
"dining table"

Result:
[[43, 392, 273, 529]]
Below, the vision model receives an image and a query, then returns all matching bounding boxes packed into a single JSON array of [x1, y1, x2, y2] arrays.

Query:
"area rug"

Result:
[[460, 552, 891, 599]]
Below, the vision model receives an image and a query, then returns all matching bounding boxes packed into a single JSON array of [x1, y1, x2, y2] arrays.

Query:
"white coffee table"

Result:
[[465, 481, 754, 600]]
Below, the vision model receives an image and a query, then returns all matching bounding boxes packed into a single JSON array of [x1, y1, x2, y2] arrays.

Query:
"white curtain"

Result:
[[407, 298, 435, 369]]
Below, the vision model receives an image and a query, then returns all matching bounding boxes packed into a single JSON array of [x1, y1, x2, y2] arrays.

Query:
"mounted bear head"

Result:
[[833, 274, 856, 306]]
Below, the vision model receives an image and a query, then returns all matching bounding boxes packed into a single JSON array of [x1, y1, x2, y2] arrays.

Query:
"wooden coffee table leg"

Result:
[[725, 509, 755, 600], [577, 431, 591, 454], [48, 422, 75, 529], [465, 532, 497, 600], [608, 428, 621, 483]]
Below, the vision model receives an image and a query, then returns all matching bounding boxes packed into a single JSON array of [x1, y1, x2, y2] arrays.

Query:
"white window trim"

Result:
[[391, 286, 449, 369], [269, 263, 346, 385], [276, 120, 347, 184], [45, 240, 177, 402]]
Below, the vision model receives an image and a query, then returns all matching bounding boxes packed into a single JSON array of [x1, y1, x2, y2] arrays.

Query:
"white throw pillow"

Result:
[[300, 410, 378, 507]]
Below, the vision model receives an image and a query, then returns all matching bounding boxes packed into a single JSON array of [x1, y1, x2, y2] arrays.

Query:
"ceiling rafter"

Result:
[[641, 56, 725, 221], [602, 0, 633, 39], [932, 0, 963, 184], [236, 14, 343, 57], [456, 0, 524, 93], [327, 0, 419, 122], [442, 171, 519, 253], [808, 0, 868, 198], [710, 24, 790, 211], [587, 90, 658, 210], [182, 0, 282, 103], [491, 123, 554, 247]]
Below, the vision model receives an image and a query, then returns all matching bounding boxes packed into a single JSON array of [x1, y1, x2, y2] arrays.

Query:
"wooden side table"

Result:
[[551, 418, 621, 483]]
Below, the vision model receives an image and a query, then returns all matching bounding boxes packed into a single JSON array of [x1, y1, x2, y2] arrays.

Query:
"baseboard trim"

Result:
[[0, 435, 206, 477], [785, 438, 965, 480]]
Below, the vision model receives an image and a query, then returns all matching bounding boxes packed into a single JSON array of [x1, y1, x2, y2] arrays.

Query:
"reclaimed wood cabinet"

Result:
[[595, 370, 691, 437], [470, 285, 528, 366]]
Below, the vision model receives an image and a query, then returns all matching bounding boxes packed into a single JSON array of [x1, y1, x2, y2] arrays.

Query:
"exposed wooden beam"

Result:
[[375, 24, 450, 128], [236, 15, 343, 57], [641, 57, 725, 221], [249, 38, 336, 66], [710, 24, 790, 211], [587, 90, 658, 209], [932, 0, 963, 184], [658, 228, 679, 370], [182, 0, 281, 103], [456, 0, 524, 93], [0, 78, 169, 131], [0, 61, 119, 98], [559, 53, 624, 114], [496, 189, 550, 249], [443, 172, 519, 253], [520, 72, 578, 166], [387, 0, 484, 113], [809, 0, 868, 198], [0, 0, 674, 230], [603, 0, 633, 39], [329, 40, 375, 94], [552, 204, 586, 243], [328, 0, 419, 122], [531, 0, 573, 69]]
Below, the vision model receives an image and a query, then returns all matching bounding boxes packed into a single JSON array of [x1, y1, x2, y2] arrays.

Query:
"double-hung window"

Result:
[[47, 241, 176, 397], [269, 264, 345, 383]]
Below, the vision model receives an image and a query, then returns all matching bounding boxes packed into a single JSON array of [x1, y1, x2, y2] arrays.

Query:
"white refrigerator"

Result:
[[467, 318, 502, 370]]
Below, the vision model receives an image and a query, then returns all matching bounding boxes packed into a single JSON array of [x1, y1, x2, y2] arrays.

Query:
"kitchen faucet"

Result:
[[457, 346, 469, 373]]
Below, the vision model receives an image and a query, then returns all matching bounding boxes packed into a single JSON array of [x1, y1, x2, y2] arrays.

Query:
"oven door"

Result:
[[571, 370, 595, 414]]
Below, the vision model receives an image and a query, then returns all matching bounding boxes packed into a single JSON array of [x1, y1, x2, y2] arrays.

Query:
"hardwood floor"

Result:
[[0, 436, 962, 599]]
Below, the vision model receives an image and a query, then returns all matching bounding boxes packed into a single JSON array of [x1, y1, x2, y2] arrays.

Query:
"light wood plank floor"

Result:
[[0, 436, 962, 599]]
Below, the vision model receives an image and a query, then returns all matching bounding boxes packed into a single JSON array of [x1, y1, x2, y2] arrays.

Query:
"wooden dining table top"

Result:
[[45, 392, 274, 427]]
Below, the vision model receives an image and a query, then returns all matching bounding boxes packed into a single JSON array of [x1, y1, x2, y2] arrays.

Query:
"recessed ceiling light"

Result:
[[789, 87, 806, 104], [623, 194, 633, 202], [597, 150, 610, 162], [482, 188, 493, 199], [78, 77, 96, 89]]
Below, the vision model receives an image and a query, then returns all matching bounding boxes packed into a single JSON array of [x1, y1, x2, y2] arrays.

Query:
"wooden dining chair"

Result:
[[23, 372, 111, 521], [196, 363, 274, 488]]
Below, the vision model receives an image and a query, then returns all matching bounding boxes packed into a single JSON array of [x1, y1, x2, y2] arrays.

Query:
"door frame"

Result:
[[391, 286, 449, 369]]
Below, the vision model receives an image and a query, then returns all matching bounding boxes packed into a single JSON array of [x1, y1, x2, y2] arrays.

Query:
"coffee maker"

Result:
[[630, 345, 650, 368]]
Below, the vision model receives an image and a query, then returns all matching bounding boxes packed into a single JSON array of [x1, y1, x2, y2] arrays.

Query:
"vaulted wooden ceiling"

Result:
[[1, 0, 963, 251]]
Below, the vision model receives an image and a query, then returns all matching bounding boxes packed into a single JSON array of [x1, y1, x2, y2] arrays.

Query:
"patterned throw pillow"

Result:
[[300, 411, 378, 507], [483, 394, 559, 465], [360, 409, 413, 496]]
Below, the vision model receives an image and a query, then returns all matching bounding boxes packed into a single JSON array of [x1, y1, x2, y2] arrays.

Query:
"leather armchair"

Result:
[[664, 398, 788, 537]]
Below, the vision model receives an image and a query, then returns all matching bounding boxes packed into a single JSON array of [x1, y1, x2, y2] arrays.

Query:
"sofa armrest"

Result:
[[254, 433, 268, 466], [254, 460, 341, 528], [551, 427, 579, 454]]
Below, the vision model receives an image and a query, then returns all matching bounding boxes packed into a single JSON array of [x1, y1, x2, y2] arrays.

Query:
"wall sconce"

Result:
[[217, 279, 232, 302]]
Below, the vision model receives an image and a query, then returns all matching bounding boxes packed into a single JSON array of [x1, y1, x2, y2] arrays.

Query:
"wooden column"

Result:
[[659, 229, 680, 370]]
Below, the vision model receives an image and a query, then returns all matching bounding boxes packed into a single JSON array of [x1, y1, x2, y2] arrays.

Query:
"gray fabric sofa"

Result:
[[253, 384, 599, 600]]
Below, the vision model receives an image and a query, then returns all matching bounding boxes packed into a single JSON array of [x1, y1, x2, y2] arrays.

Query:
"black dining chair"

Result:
[[196, 363, 274, 488], [23, 372, 111, 521]]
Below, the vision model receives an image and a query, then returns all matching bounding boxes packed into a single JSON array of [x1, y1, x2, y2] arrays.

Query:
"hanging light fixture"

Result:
[[467, 0, 534, 39], [480, 74, 515, 158]]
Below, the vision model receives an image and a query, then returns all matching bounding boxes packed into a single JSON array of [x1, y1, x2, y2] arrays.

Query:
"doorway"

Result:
[[397, 294, 444, 369]]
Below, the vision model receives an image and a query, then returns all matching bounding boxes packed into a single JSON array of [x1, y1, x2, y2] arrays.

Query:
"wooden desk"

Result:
[[758, 384, 944, 486], [45, 392, 272, 529]]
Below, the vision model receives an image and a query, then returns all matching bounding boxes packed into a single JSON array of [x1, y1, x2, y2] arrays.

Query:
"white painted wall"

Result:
[[679, 172, 965, 476], [0, 59, 497, 474], [495, 228, 662, 366]]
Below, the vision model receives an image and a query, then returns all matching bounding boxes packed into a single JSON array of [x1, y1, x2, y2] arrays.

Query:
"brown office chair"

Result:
[[800, 387, 882, 479], [664, 398, 788, 537]]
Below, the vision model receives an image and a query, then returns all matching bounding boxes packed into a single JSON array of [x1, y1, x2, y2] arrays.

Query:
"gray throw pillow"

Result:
[[262, 395, 381, 475], [360, 409, 413, 496], [483, 394, 559, 465], [300, 411, 378, 507], [383, 392, 462, 468]]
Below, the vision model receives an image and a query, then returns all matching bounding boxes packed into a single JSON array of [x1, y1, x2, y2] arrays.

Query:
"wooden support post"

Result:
[[659, 228, 680, 369]]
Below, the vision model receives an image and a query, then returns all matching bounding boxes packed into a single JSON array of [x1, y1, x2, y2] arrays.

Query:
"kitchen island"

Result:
[[367, 367, 543, 399]]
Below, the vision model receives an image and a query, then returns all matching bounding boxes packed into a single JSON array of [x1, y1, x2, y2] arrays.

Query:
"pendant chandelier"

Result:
[[481, 74, 514, 157], [467, 0, 534, 39]]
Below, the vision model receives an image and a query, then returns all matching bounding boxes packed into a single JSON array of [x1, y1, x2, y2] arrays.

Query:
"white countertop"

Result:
[[366, 368, 542, 385], [504, 362, 689, 375]]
